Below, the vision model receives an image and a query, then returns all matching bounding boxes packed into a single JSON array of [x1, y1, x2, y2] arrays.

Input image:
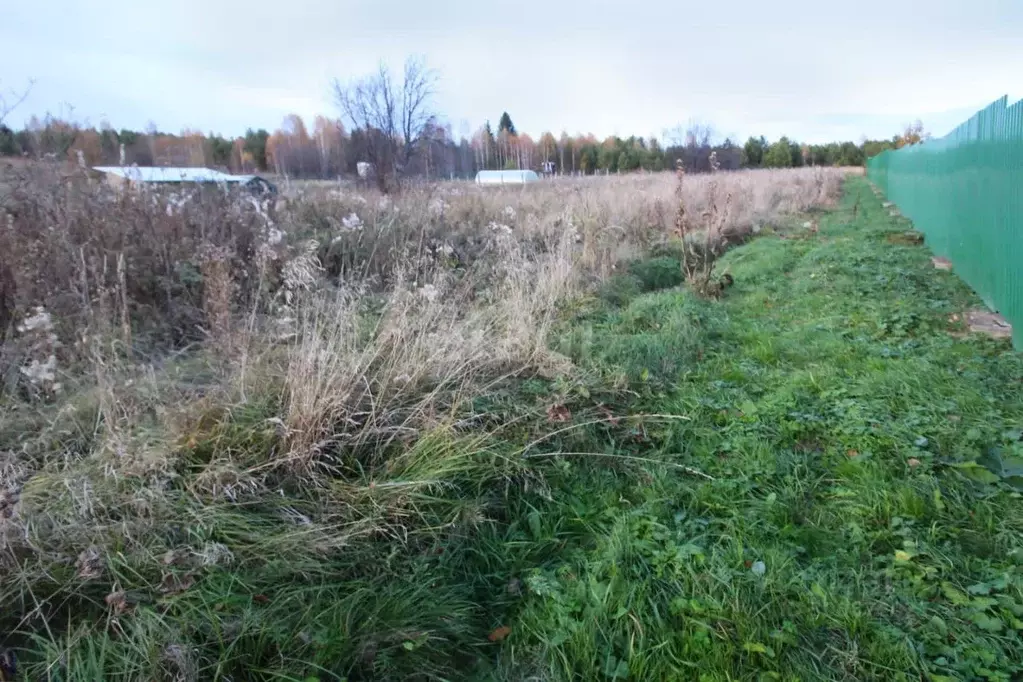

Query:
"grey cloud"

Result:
[[3, 0, 1022, 142]]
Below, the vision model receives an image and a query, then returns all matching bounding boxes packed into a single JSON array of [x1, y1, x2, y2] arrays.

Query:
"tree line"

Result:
[[0, 115, 910, 177], [0, 61, 922, 184]]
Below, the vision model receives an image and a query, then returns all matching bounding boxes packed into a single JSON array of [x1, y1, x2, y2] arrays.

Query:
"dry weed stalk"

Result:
[[673, 157, 734, 296], [198, 244, 234, 355]]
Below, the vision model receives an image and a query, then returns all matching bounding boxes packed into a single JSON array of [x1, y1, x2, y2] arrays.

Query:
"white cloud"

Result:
[[3, 0, 1022, 142]]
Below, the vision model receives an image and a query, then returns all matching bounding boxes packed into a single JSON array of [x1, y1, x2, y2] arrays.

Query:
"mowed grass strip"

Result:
[[492, 176, 1023, 681]]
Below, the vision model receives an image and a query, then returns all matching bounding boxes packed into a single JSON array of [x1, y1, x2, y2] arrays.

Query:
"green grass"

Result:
[[486, 176, 1023, 681], [6, 176, 1023, 681]]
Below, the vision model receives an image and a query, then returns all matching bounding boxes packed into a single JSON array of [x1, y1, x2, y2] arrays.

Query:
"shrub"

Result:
[[629, 256, 684, 291], [598, 274, 643, 307]]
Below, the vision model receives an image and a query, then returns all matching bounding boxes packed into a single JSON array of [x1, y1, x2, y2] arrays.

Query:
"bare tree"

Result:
[[0, 80, 34, 126], [665, 120, 716, 172], [333, 57, 437, 191]]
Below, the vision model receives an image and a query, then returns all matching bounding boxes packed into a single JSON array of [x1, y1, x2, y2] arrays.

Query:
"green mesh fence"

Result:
[[866, 95, 1023, 348]]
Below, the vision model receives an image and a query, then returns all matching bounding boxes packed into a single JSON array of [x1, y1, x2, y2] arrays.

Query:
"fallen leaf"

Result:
[[546, 404, 572, 423], [846, 449, 858, 458], [75, 546, 103, 580], [894, 550, 912, 562], [159, 572, 196, 595], [105, 590, 131, 614], [0, 490, 18, 519], [597, 404, 620, 426], [488, 626, 512, 642], [163, 549, 191, 566], [252, 594, 271, 604]]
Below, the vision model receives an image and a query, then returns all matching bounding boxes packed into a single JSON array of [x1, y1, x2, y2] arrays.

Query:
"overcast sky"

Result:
[[3, 0, 1022, 144]]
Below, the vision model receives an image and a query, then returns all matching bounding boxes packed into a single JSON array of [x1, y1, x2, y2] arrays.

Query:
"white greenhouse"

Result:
[[474, 170, 540, 185]]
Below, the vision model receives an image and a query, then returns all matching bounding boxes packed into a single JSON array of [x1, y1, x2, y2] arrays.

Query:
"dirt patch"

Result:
[[776, 220, 820, 241], [932, 257, 953, 271], [966, 309, 1012, 339], [887, 231, 923, 246]]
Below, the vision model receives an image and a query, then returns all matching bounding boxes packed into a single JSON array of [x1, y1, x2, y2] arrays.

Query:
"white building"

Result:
[[474, 169, 540, 185], [93, 166, 276, 195]]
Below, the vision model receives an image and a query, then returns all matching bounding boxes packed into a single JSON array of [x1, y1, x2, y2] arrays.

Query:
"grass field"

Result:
[[2, 171, 1022, 680]]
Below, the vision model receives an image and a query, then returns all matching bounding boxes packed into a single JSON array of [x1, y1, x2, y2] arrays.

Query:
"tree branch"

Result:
[[0, 79, 34, 125]]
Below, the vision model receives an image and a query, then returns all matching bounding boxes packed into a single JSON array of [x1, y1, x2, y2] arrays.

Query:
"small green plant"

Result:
[[628, 256, 684, 292], [597, 273, 642, 307]]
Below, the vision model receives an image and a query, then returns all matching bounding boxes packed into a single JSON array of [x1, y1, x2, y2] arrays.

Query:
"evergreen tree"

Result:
[[497, 112, 516, 136], [244, 129, 270, 171], [0, 125, 17, 156], [789, 139, 804, 167], [763, 137, 794, 168], [482, 121, 496, 169], [742, 136, 767, 168]]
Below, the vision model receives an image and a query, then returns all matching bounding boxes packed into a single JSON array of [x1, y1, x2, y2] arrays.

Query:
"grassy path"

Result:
[[488, 176, 1023, 680]]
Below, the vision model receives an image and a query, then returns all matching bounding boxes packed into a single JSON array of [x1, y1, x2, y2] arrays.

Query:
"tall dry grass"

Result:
[[302, 168, 843, 285], [0, 162, 847, 678], [0, 162, 846, 544]]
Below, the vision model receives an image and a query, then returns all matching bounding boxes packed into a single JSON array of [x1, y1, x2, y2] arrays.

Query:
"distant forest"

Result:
[[0, 104, 920, 180]]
